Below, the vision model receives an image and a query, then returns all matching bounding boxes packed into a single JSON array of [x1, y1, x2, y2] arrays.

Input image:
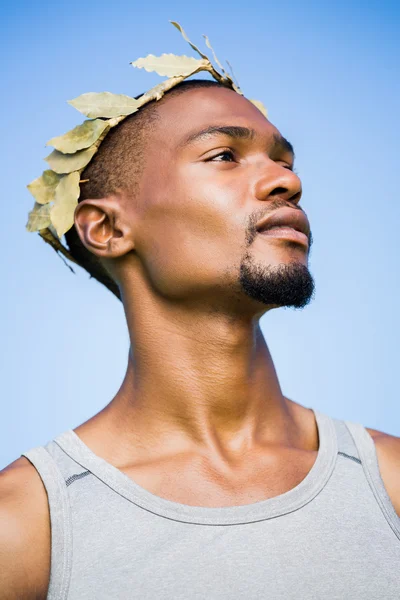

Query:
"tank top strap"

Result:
[[343, 419, 400, 541], [44, 439, 94, 486], [21, 445, 73, 600], [330, 416, 362, 461]]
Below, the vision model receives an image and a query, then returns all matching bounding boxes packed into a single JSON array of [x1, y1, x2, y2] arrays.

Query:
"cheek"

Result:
[[135, 164, 246, 297]]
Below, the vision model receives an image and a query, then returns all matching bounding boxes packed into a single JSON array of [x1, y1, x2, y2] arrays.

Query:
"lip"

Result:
[[259, 226, 309, 246], [256, 207, 310, 246]]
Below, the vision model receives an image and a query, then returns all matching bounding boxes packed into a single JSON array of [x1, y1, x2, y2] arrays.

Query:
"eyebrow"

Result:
[[180, 125, 255, 147], [179, 125, 295, 157]]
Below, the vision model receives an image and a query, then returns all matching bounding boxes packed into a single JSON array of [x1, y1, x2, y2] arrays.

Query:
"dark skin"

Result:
[[72, 86, 316, 499], [1, 86, 399, 599]]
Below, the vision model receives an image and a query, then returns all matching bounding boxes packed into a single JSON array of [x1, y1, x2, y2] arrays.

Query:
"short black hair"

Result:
[[64, 78, 227, 301]]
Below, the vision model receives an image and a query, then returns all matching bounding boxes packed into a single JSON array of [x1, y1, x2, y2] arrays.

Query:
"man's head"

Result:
[[68, 79, 314, 314]]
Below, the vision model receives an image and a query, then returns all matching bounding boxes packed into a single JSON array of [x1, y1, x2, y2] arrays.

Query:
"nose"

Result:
[[254, 162, 302, 206]]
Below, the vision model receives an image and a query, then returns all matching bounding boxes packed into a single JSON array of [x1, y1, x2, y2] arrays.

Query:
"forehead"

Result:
[[152, 86, 281, 146]]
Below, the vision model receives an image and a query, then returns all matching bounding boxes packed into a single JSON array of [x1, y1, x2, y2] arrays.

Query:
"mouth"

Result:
[[259, 226, 309, 246], [256, 208, 310, 248]]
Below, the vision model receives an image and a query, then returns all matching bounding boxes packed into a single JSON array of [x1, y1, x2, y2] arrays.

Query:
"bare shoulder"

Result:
[[365, 427, 400, 518], [0, 456, 50, 600]]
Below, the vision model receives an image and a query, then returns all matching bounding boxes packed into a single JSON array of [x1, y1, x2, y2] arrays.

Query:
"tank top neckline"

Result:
[[54, 408, 337, 525]]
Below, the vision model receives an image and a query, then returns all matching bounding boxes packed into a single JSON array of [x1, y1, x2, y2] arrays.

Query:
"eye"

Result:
[[280, 163, 298, 174], [206, 150, 235, 162]]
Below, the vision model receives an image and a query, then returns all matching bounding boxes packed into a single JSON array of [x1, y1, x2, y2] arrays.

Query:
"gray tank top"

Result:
[[22, 409, 400, 599]]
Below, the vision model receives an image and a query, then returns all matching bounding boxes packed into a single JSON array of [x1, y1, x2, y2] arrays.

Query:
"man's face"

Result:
[[128, 86, 314, 314]]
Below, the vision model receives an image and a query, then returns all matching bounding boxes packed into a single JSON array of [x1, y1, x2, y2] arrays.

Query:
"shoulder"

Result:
[[365, 427, 400, 518], [0, 456, 50, 600]]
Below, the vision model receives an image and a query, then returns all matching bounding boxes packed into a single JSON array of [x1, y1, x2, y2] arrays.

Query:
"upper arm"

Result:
[[0, 457, 51, 600], [366, 427, 400, 518]]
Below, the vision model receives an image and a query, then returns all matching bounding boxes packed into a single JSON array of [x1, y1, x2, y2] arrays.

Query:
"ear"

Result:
[[74, 194, 135, 260]]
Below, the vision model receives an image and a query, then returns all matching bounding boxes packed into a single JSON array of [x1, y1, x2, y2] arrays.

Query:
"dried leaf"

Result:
[[169, 21, 231, 86], [26, 202, 52, 232], [131, 53, 209, 78], [48, 223, 60, 240], [27, 169, 62, 205], [45, 145, 97, 174], [39, 227, 79, 266], [141, 71, 227, 108], [202, 35, 226, 75], [108, 116, 124, 127], [170, 21, 209, 60], [202, 36, 242, 93], [231, 82, 243, 95], [50, 172, 81, 238], [250, 99, 268, 117], [137, 77, 184, 105], [226, 60, 243, 95], [47, 119, 109, 153], [68, 92, 140, 118]]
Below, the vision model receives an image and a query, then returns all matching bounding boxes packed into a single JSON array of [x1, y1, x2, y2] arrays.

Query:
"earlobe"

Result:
[[74, 198, 134, 259]]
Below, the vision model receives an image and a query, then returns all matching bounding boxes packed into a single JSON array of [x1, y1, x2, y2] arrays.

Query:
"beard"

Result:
[[239, 251, 315, 310]]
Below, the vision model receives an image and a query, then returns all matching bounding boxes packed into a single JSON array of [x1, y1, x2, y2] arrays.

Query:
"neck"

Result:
[[86, 290, 301, 460]]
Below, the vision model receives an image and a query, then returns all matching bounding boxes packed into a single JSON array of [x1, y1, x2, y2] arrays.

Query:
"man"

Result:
[[1, 78, 399, 599]]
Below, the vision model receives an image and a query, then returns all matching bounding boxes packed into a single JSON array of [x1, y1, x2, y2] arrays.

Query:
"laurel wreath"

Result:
[[26, 21, 267, 268]]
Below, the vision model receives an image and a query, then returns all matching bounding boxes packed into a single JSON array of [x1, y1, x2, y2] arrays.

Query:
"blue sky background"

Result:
[[1, 0, 399, 467]]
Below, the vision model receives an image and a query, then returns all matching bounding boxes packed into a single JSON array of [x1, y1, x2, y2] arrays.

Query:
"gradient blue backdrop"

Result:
[[1, 0, 399, 467]]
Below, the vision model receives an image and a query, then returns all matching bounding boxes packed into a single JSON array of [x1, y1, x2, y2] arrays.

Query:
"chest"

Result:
[[121, 449, 318, 507], [68, 494, 400, 600]]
